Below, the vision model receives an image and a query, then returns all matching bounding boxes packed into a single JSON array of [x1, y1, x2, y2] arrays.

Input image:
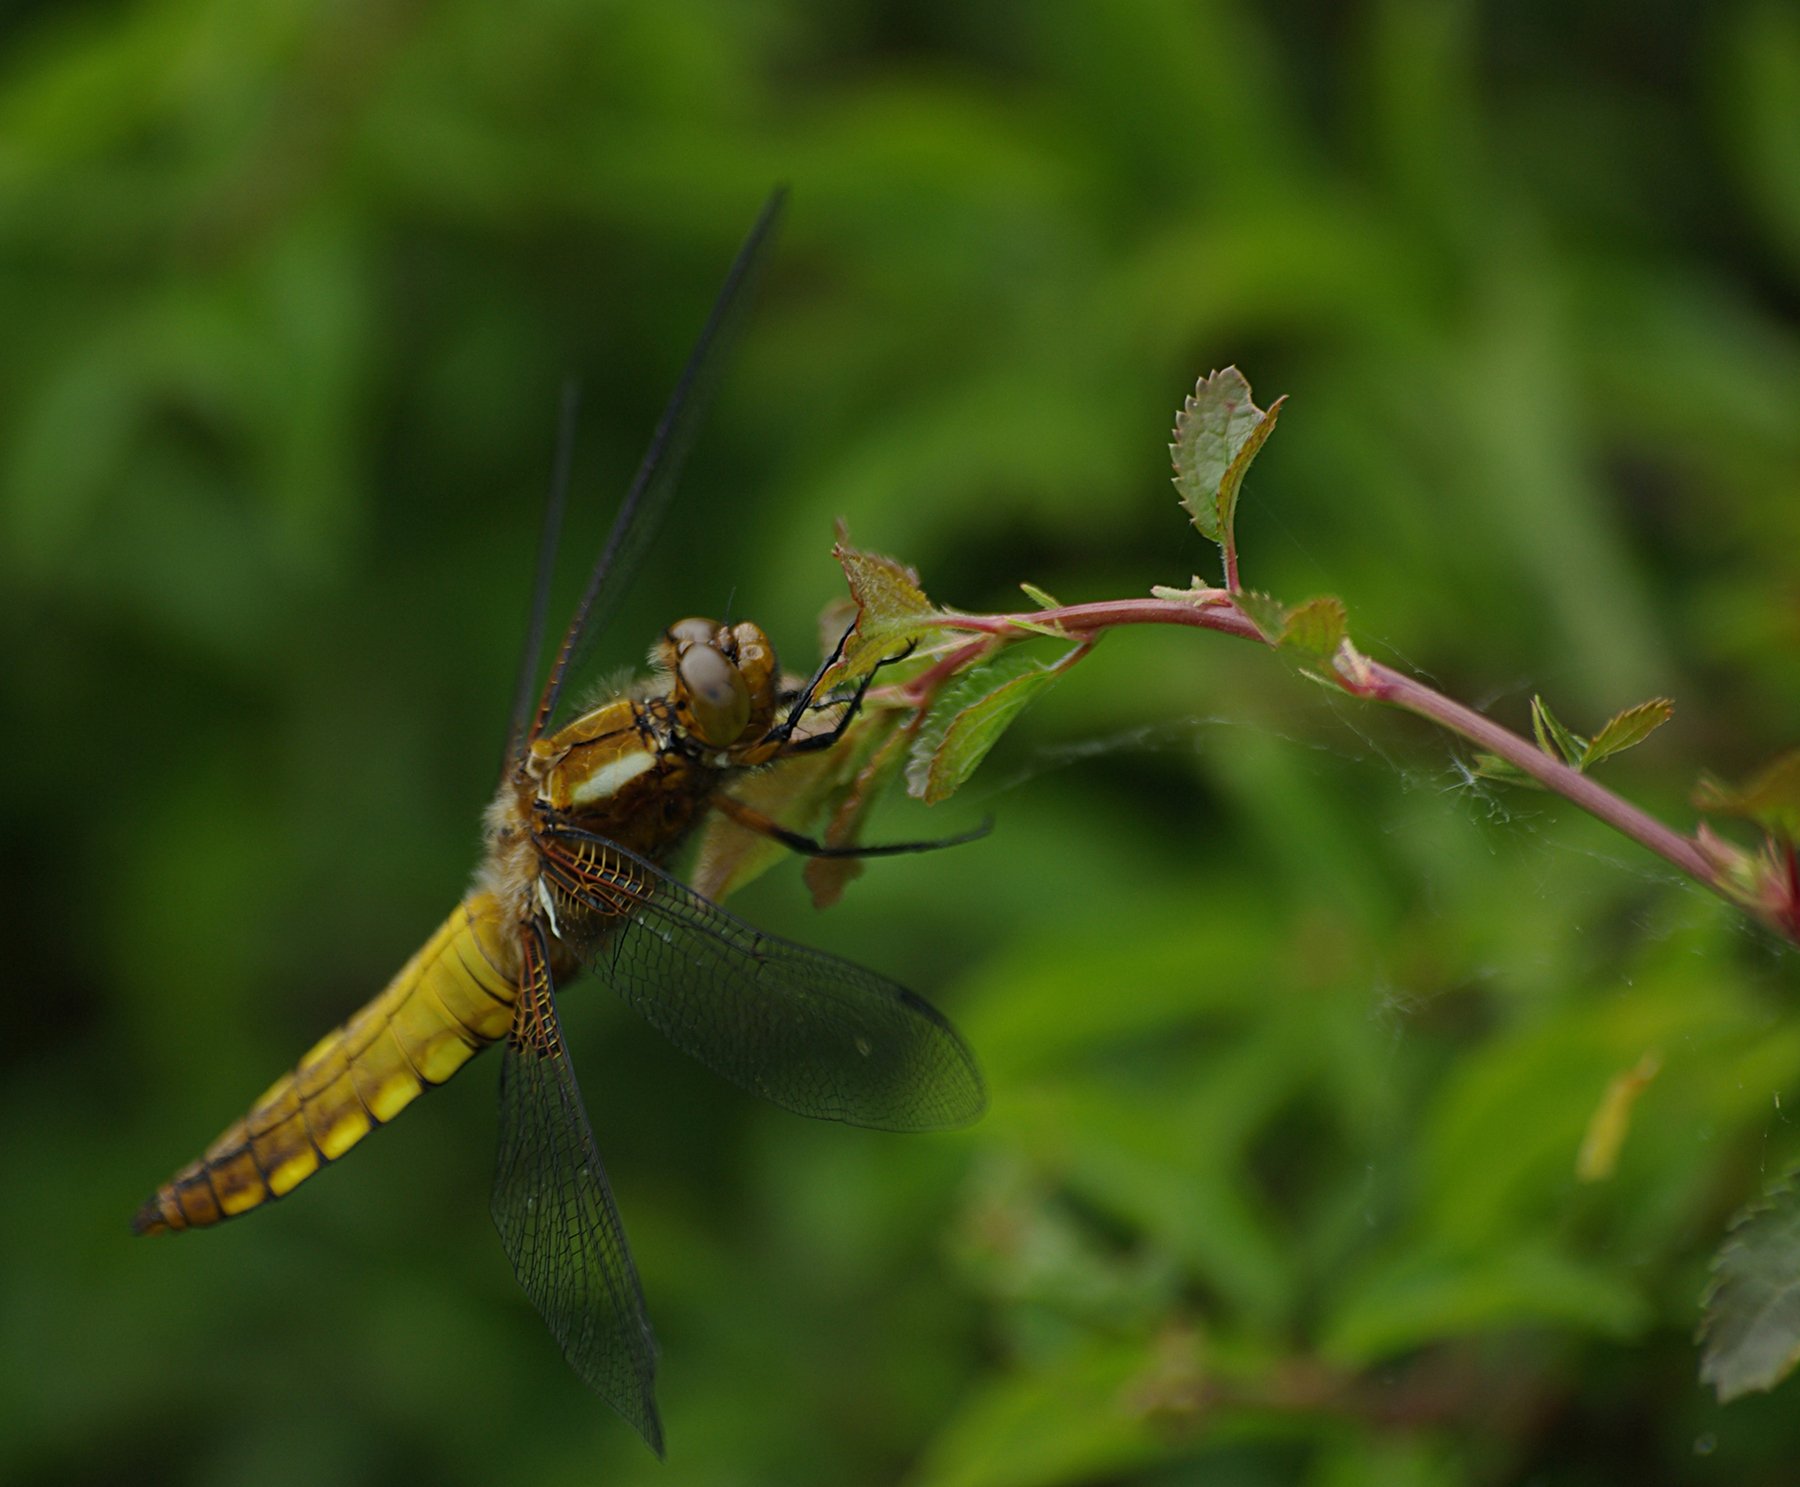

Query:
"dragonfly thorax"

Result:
[[483, 618, 791, 928], [517, 619, 780, 834]]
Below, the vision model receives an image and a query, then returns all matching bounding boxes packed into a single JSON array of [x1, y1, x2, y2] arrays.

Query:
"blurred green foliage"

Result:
[[5, 2, 1800, 1484]]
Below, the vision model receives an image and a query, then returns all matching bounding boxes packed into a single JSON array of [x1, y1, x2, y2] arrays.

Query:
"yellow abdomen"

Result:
[[133, 892, 520, 1235]]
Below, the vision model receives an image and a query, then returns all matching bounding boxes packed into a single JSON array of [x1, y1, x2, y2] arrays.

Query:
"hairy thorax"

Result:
[[479, 617, 786, 932]]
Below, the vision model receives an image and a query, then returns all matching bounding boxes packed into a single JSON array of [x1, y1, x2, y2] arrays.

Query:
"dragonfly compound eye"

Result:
[[677, 643, 751, 747], [727, 621, 778, 715], [653, 615, 721, 674]]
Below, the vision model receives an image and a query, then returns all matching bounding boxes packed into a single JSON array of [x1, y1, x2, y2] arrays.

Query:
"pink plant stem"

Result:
[[900, 635, 994, 705], [940, 596, 1265, 645], [1348, 656, 1716, 884], [932, 593, 1720, 893]]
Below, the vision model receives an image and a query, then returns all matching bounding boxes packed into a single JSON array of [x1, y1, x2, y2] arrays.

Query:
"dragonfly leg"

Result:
[[759, 621, 854, 750], [710, 792, 991, 858], [764, 633, 919, 757]]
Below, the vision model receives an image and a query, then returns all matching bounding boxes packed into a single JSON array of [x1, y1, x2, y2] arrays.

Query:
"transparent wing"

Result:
[[492, 921, 662, 1456], [502, 380, 582, 773], [536, 825, 986, 1131], [528, 189, 787, 745]]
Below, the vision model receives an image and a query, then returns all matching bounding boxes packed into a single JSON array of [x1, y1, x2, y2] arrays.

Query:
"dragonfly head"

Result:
[[659, 617, 779, 752]]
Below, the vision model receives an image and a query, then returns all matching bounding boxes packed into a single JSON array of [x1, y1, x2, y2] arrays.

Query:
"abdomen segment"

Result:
[[132, 892, 520, 1235]]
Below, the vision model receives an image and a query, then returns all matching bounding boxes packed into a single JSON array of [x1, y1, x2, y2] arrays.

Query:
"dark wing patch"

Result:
[[492, 921, 662, 1455], [537, 826, 986, 1132]]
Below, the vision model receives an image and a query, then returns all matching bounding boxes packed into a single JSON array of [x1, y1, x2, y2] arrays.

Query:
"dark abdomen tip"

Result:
[[130, 1194, 176, 1236]]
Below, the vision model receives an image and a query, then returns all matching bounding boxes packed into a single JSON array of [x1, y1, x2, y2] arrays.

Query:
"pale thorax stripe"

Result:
[[567, 748, 657, 806]]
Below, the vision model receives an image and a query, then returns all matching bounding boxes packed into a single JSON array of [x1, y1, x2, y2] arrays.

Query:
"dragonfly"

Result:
[[131, 190, 986, 1456]]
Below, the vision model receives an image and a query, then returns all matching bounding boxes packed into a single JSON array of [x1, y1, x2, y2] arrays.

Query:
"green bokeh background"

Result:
[[5, 3, 1800, 1484]]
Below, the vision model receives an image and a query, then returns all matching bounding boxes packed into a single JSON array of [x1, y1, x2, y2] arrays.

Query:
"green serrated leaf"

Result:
[[835, 541, 933, 622], [1700, 1175, 1800, 1401], [1231, 590, 1346, 657], [1169, 367, 1285, 584], [1695, 750, 1800, 838], [1531, 696, 1588, 768], [832, 539, 948, 678], [1018, 580, 1061, 609], [1280, 594, 1348, 659], [1232, 589, 1289, 644], [1583, 697, 1674, 768], [906, 649, 1070, 805]]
